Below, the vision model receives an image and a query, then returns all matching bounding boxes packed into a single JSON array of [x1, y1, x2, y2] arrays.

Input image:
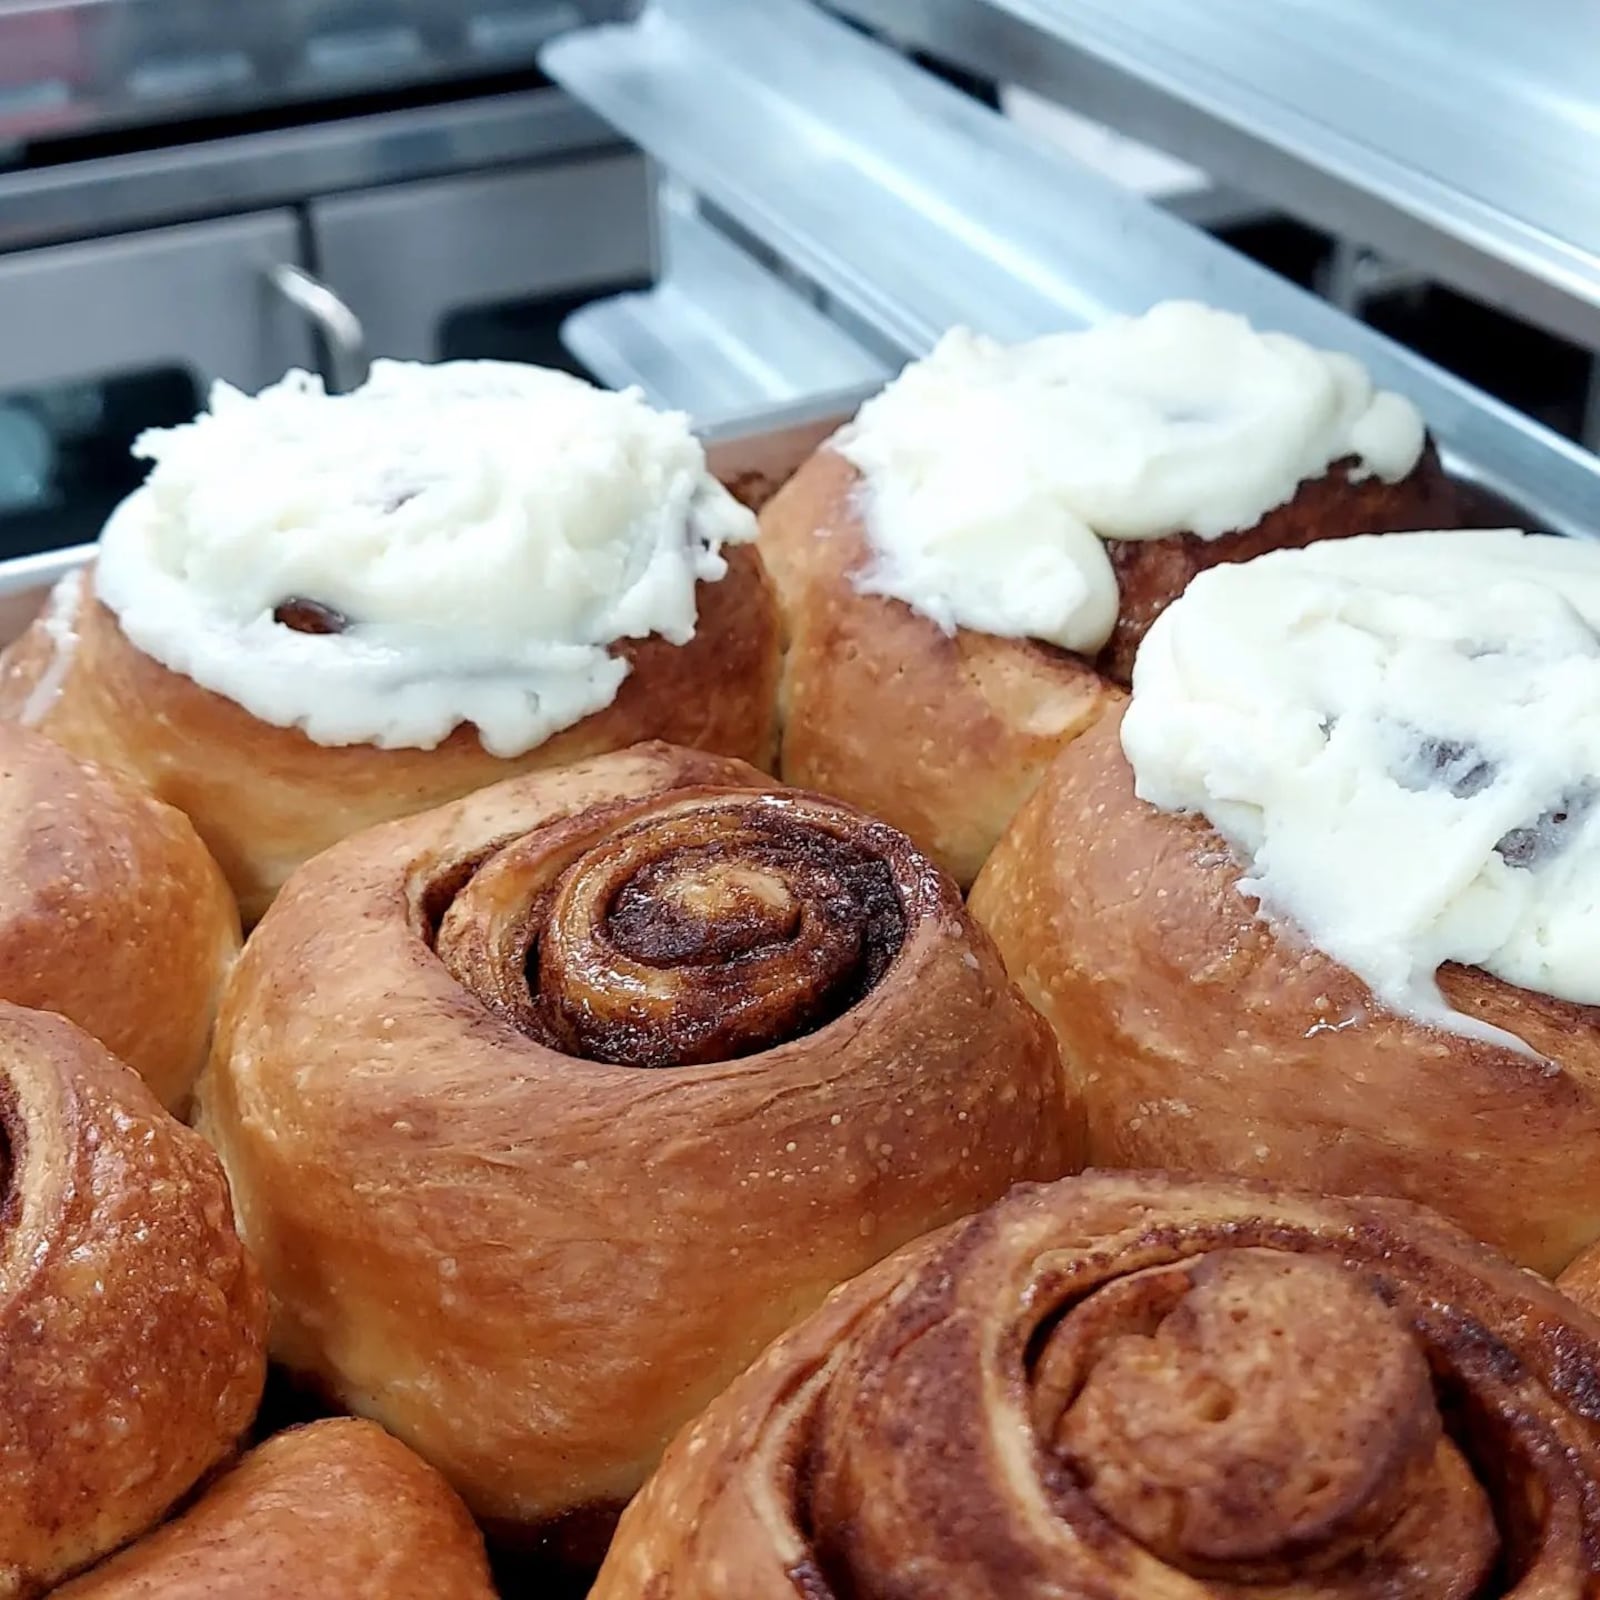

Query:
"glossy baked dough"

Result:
[[0, 547, 780, 923], [0, 1004, 265, 1598], [198, 741, 1078, 1532], [0, 723, 237, 1111], [762, 444, 1454, 884], [595, 1169, 1600, 1598], [56, 1421, 495, 1599], [971, 706, 1600, 1275]]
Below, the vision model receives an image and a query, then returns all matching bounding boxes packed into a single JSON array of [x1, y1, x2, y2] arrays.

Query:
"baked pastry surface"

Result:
[[971, 705, 1600, 1274], [0, 723, 237, 1111], [55, 1421, 495, 1599], [0, 1004, 265, 1597], [197, 741, 1078, 1530], [594, 1168, 1600, 1597]]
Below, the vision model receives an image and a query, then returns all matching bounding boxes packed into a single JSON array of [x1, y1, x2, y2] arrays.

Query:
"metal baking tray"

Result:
[[0, 384, 1557, 648], [0, 385, 1570, 1600]]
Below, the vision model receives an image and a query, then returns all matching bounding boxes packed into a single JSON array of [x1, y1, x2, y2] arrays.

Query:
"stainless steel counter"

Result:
[[829, 0, 1600, 355]]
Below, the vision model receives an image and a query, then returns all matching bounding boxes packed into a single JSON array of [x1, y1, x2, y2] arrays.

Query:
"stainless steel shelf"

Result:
[[0, 0, 625, 152], [563, 184, 889, 427], [830, 0, 1600, 355], [0, 89, 619, 253], [544, 0, 1600, 535]]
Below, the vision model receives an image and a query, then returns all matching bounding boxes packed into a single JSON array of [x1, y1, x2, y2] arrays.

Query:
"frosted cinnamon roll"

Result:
[[762, 301, 1454, 883], [595, 1170, 1600, 1598], [56, 1421, 495, 1600], [0, 722, 237, 1112], [0, 362, 779, 922], [0, 1003, 265, 1596], [974, 528, 1600, 1273], [197, 742, 1078, 1533]]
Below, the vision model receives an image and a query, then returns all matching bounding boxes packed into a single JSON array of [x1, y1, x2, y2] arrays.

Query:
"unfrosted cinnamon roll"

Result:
[[56, 1421, 495, 1599], [595, 1169, 1600, 1598], [974, 528, 1600, 1274], [0, 1003, 265, 1597], [197, 742, 1077, 1532], [763, 301, 1454, 884], [0, 362, 779, 922], [0, 723, 237, 1112]]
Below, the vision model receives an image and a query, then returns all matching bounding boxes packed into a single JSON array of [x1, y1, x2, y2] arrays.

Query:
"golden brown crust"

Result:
[[0, 724, 238, 1112], [56, 1421, 495, 1599], [762, 445, 1454, 886], [594, 1169, 1600, 1599], [197, 741, 1079, 1529], [1098, 444, 1457, 680], [970, 704, 1600, 1275], [761, 449, 1120, 886], [1560, 1244, 1600, 1320], [0, 1004, 266, 1598], [0, 546, 781, 924]]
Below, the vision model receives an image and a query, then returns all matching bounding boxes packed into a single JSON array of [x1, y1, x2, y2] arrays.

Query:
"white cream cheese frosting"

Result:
[[91, 360, 755, 754], [836, 301, 1426, 656], [1120, 528, 1600, 1046]]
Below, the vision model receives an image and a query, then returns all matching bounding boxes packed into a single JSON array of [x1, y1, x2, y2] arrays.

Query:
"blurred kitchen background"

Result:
[[0, 0, 1595, 557]]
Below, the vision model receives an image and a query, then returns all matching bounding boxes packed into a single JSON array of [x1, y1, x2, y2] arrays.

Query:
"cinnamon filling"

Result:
[[0, 1096, 16, 1233], [273, 597, 350, 635], [779, 1184, 1598, 1600], [721, 470, 776, 512], [1037, 1251, 1497, 1592], [433, 794, 913, 1069]]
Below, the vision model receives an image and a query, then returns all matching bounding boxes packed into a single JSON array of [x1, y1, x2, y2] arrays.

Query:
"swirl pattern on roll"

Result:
[[593, 1169, 1600, 1598], [436, 792, 916, 1068], [198, 742, 1078, 1531]]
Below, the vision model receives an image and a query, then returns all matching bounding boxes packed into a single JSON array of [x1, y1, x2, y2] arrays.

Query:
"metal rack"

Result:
[[544, 0, 1600, 532], [563, 181, 888, 427], [828, 0, 1600, 441], [0, 0, 626, 151]]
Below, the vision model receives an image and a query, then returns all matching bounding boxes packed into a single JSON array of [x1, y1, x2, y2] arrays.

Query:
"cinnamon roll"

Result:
[[0, 362, 779, 922], [762, 301, 1454, 884], [0, 1003, 265, 1596], [197, 741, 1078, 1531], [56, 1421, 495, 1599], [0, 723, 237, 1112], [595, 1169, 1600, 1598], [973, 528, 1600, 1274]]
